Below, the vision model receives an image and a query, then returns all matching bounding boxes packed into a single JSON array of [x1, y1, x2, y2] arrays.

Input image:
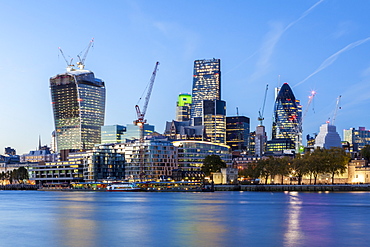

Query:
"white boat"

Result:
[[106, 183, 141, 192]]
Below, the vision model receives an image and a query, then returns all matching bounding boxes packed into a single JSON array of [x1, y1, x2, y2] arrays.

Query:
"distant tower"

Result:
[[176, 93, 192, 121], [50, 68, 105, 152], [226, 116, 250, 151], [255, 125, 267, 157], [191, 58, 221, 123], [268, 83, 302, 153], [315, 123, 341, 149]]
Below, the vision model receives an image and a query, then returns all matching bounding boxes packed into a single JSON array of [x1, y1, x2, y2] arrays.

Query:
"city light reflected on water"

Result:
[[1, 191, 370, 246]]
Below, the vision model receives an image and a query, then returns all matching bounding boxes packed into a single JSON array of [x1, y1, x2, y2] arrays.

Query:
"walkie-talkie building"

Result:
[[50, 69, 105, 152]]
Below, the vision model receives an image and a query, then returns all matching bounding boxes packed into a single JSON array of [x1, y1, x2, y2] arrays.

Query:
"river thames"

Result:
[[1, 191, 370, 247]]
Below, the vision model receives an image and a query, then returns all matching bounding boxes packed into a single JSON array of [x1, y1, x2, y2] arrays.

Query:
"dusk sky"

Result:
[[1, 0, 370, 154]]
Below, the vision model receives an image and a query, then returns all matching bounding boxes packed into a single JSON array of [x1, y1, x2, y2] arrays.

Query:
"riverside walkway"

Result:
[[215, 184, 370, 192]]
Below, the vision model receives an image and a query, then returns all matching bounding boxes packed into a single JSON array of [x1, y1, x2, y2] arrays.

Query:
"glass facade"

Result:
[[50, 70, 105, 152], [343, 127, 370, 152], [191, 59, 221, 119], [226, 116, 250, 151], [203, 100, 226, 144], [271, 83, 302, 151], [173, 140, 231, 171], [123, 124, 154, 141], [101, 125, 126, 144]]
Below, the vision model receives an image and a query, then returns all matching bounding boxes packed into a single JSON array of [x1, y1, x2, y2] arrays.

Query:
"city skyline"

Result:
[[1, 1, 370, 154]]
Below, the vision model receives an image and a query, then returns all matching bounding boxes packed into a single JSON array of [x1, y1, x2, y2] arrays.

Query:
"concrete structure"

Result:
[[255, 125, 267, 156], [50, 68, 105, 152], [212, 168, 238, 184], [314, 123, 342, 149], [343, 127, 370, 152]]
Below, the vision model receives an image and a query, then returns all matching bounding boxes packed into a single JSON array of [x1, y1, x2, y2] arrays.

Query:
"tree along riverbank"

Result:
[[215, 184, 370, 191]]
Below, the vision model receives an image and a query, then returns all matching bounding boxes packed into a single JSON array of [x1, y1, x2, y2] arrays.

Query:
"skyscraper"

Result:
[[203, 99, 226, 144], [269, 83, 302, 153], [176, 93, 192, 121], [50, 69, 105, 152], [191, 58, 221, 121], [226, 116, 250, 151]]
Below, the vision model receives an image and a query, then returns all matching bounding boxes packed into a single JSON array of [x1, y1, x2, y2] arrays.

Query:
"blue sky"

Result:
[[1, 0, 370, 154]]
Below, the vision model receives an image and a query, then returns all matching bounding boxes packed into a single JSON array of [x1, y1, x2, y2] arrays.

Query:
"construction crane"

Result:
[[134, 61, 159, 181], [135, 61, 160, 139], [77, 38, 94, 70], [331, 95, 341, 125], [258, 84, 269, 126], [58, 47, 74, 71]]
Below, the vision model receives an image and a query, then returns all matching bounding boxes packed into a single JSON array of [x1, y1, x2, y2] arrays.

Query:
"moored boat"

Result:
[[106, 183, 141, 192]]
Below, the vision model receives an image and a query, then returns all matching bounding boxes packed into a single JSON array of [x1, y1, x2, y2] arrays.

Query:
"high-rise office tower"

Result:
[[50, 69, 105, 152], [344, 127, 370, 152], [176, 93, 192, 121], [270, 83, 302, 152], [226, 116, 250, 151], [191, 58, 221, 122], [203, 99, 226, 144]]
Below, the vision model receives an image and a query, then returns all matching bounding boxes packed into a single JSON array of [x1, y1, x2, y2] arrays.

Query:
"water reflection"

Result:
[[284, 192, 304, 246]]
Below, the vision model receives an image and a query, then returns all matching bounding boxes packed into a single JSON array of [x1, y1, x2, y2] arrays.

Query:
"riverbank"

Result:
[[215, 184, 370, 191], [0, 184, 39, 190]]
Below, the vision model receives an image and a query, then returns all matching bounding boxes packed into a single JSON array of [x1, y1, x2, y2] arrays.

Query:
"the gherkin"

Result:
[[272, 83, 302, 150]]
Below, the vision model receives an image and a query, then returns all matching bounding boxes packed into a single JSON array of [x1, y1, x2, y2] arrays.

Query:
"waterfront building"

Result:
[[270, 83, 302, 153], [314, 123, 341, 149], [226, 116, 250, 151], [172, 140, 232, 171], [29, 152, 87, 186], [84, 143, 125, 182], [115, 137, 178, 181], [212, 167, 238, 184], [101, 125, 126, 144], [191, 58, 221, 122], [123, 124, 154, 141], [20, 147, 58, 163], [176, 93, 192, 122], [203, 99, 226, 144], [50, 68, 105, 152], [265, 138, 295, 155], [164, 120, 205, 141], [343, 127, 370, 152]]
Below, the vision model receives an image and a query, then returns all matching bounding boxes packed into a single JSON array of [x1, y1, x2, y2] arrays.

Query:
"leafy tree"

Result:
[[239, 161, 260, 181], [202, 155, 227, 177], [307, 148, 327, 184], [291, 154, 309, 185], [360, 145, 370, 161], [325, 147, 350, 184]]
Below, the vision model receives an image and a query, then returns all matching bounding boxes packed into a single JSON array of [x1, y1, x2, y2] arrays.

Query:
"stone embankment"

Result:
[[0, 184, 39, 190], [214, 184, 370, 192]]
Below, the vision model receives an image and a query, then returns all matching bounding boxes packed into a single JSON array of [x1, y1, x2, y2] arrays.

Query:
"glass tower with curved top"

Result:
[[50, 69, 105, 152], [271, 83, 302, 151]]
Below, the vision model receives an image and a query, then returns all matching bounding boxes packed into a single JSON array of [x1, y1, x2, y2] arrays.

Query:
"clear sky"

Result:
[[1, 0, 370, 154]]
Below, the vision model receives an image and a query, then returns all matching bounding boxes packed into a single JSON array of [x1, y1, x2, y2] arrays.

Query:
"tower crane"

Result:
[[77, 38, 94, 70], [135, 61, 160, 140], [331, 95, 341, 126], [58, 47, 74, 71], [258, 84, 269, 126], [134, 61, 159, 181]]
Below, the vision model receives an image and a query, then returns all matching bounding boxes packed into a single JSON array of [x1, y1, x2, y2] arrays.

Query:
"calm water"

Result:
[[1, 191, 370, 247]]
